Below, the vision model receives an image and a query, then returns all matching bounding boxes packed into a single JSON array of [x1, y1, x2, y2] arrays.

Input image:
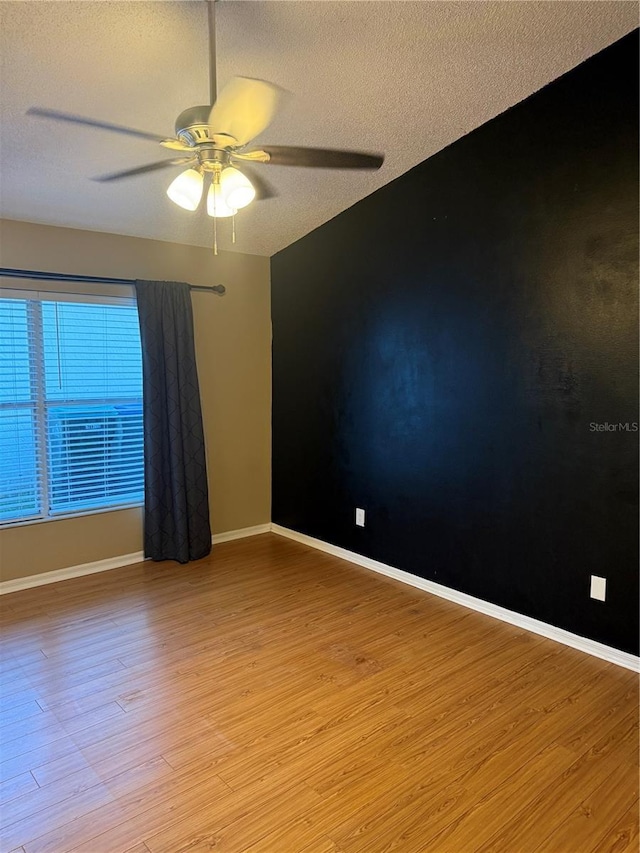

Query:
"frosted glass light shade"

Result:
[[220, 167, 255, 210], [166, 169, 204, 211], [206, 183, 235, 218]]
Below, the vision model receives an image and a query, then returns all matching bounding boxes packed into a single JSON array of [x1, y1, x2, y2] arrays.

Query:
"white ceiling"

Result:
[[0, 1, 637, 257]]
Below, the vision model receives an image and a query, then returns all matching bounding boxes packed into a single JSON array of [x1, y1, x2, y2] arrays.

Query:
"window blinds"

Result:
[[0, 293, 144, 523]]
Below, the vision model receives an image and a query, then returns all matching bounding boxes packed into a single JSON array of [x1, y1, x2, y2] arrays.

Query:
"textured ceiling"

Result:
[[0, 1, 637, 257]]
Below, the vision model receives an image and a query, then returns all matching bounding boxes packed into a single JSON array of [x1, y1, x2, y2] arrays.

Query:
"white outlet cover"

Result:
[[355, 508, 365, 527], [590, 575, 607, 601]]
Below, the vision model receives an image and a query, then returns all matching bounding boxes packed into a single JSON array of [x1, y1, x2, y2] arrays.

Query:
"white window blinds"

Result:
[[0, 292, 144, 524]]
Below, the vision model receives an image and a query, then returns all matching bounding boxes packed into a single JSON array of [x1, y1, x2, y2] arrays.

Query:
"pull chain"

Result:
[[232, 214, 236, 244]]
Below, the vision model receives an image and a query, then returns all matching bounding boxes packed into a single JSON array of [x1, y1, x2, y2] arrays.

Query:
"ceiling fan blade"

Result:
[[27, 107, 181, 146], [238, 146, 384, 170], [233, 164, 278, 200], [92, 157, 196, 183], [159, 139, 195, 152], [208, 77, 282, 146]]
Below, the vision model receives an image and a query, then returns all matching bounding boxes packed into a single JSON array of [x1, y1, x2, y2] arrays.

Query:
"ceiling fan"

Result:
[[26, 0, 384, 250]]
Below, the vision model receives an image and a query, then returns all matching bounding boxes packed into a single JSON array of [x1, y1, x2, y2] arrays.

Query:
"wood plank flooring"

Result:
[[1, 532, 637, 853]]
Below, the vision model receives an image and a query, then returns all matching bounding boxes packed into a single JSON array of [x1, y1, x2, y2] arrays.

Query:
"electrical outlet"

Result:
[[355, 508, 365, 527], [590, 575, 606, 601]]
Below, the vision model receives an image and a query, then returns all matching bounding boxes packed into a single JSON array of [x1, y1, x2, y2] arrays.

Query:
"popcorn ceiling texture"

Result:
[[0, 1, 637, 257]]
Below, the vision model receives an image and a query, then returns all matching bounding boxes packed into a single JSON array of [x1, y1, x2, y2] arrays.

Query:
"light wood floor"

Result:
[[1, 533, 638, 853]]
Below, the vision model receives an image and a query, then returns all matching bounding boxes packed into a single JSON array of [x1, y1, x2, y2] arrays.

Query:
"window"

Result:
[[0, 292, 144, 524]]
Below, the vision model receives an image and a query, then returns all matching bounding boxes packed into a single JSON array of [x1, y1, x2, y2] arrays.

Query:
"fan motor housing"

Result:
[[175, 105, 237, 151]]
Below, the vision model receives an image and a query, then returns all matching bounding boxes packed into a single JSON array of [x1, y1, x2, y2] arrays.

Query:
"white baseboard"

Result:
[[0, 551, 146, 595], [4, 520, 636, 673], [0, 523, 271, 595], [212, 523, 271, 544], [271, 524, 640, 673]]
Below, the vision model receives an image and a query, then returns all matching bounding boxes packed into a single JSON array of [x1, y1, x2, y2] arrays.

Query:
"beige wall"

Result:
[[0, 219, 271, 583]]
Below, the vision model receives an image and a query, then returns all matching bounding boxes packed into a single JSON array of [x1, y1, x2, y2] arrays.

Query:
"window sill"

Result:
[[0, 503, 144, 530]]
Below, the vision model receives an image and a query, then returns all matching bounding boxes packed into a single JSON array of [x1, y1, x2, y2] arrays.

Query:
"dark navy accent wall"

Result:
[[271, 32, 639, 656]]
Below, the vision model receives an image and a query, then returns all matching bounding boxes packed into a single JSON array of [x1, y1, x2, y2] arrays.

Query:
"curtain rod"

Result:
[[0, 267, 226, 295]]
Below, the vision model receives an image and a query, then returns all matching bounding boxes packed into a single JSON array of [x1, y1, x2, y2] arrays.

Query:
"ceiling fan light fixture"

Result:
[[166, 168, 204, 211], [220, 166, 256, 210]]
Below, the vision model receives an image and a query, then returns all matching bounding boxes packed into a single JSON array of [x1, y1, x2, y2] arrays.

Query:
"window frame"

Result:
[[0, 285, 144, 528]]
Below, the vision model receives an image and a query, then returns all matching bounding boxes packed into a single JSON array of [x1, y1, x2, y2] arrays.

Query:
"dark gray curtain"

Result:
[[135, 280, 211, 563]]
